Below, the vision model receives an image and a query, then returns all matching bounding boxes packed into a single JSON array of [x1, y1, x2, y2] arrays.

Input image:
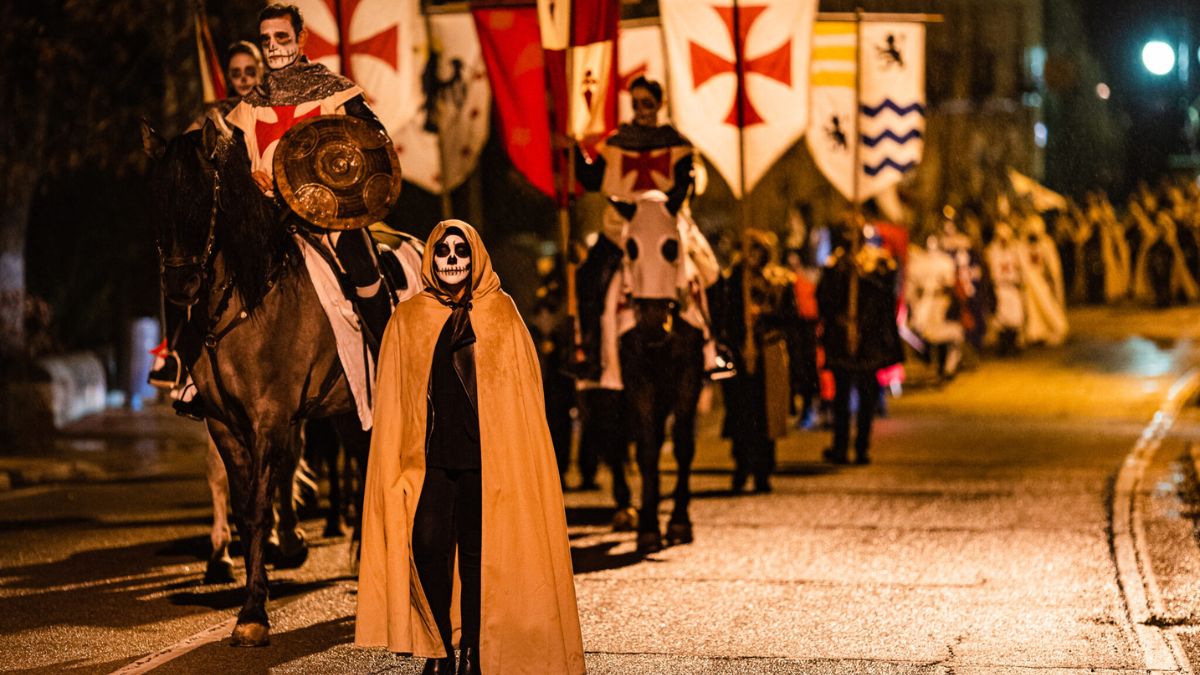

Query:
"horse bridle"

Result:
[[158, 168, 221, 309]]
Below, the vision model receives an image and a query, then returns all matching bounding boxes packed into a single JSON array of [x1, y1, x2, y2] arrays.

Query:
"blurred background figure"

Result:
[[709, 229, 799, 493], [818, 218, 904, 466]]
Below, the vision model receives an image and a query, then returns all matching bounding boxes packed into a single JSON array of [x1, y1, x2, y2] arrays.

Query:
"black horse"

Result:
[[143, 113, 396, 646], [612, 192, 707, 554]]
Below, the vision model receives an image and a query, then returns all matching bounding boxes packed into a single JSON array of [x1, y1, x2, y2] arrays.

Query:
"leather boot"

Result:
[[457, 646, 481, 675], [355, 286, 393, 355], [421, 654, 456, 675]]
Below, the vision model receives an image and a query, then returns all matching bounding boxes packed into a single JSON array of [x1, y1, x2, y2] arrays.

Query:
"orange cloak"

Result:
[[355, 220, 585, 675]]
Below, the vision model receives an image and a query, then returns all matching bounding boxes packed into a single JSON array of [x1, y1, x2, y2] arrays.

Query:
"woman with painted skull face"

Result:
[[356, 221, 584, 675]]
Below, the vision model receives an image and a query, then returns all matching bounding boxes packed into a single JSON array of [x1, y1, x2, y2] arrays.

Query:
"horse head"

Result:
[[144, 112, 234, 308], [143, 110, 287, 311], [611, 190, 687, 307]]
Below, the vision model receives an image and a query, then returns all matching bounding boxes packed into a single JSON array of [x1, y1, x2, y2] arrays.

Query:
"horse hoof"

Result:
[[665, 522, 694, 546], [230, 622, 270, 647], [272, 541, 309, 570], [203, 558, 236, 585], [636, 531, 663, 555], [611, 507, 638, 533]]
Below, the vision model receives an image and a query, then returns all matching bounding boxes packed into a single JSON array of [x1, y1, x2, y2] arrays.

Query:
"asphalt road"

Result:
[[5, 306, 1200, 674]]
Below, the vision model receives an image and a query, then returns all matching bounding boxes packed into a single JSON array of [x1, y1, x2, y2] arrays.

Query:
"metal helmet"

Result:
[[274, 114, 402, 231]]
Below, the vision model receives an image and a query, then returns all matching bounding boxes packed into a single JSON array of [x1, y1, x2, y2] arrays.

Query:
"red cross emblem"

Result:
[[254, 105, 322, 161], [620, 149, 673, 192], [304, 0, 399, 97], [689, 5, 792, 128]]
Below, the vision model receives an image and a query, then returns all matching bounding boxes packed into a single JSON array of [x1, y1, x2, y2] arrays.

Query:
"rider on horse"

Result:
[[150, 4, 395, 410], [227, 4, 393, 345]]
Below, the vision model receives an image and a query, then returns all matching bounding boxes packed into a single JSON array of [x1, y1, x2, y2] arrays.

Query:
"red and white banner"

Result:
[[618, 23, 669, 123], [285, 0, 424, 142], [537, 0, 619, 141], [473, 6, 555, 197], [391, 13, 491, 193], [660, 0, 817, 198], [194, 6, 226, 103]]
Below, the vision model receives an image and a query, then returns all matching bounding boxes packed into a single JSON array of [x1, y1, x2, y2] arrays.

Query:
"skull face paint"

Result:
[[434, 233, 472, 287], [260, 17, 301, 71], [227, 52, 260, 97]]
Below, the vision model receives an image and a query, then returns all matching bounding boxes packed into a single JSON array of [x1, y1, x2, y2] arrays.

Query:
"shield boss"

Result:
[[274, 115, 402, 231]]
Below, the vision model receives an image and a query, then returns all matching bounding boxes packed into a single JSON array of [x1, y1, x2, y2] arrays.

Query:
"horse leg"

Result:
[[204, 433, 236, 584], [666, 338, 704, 546], [271, 424, 309, 569], [207, 417, 272, 646], [332, 413, 370, 566]]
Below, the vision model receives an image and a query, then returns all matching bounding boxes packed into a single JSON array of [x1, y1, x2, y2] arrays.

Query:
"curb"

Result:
[[0, 459, 122, 494], [1112, 368, 1200, 674]]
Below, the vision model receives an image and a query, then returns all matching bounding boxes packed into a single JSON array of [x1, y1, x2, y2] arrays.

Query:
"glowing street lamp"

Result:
[[1142, 40, 1176, 76]]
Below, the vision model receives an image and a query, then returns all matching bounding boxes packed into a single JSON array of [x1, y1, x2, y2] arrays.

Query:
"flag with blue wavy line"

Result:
[[806, 21, 924, 202]]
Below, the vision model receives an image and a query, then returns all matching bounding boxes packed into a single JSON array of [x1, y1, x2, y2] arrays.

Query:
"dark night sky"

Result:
[[1078, 0, 1199, 185]]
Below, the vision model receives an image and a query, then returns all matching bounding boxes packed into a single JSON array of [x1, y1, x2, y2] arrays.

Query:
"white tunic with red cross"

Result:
[[225, 85, 363, 187]]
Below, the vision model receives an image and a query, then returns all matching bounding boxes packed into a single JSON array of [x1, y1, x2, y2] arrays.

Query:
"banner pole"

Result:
[[562, 2, 578, 320], [733, 0, 749, 231], [423, 10, 455, 221], [847, 6, 863, 356]]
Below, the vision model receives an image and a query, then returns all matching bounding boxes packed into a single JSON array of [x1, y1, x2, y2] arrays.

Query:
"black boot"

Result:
[[422, 654, 456, 675], [457, 646, 481, 675], [355, 286, 393, 355]]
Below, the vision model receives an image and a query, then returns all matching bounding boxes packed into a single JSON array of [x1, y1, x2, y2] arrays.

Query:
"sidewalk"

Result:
[[0, 403, 208, 492]]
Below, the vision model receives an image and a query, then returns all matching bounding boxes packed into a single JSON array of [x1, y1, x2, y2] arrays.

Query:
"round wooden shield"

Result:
[[274, 115, 402, 231]]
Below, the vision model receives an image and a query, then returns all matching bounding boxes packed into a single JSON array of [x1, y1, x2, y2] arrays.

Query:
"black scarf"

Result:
[[243, 57, 357, 107]]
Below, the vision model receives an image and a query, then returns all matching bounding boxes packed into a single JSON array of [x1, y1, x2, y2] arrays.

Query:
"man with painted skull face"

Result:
[[356, 221, 585, 675], [225, 3, 393, 350]]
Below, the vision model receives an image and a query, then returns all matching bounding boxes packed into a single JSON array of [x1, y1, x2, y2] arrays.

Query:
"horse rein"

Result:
[[157, 168, 221, 310]]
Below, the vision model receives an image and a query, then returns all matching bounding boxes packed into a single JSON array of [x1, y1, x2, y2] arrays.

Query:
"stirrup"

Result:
[[148, 352, 182, 389]]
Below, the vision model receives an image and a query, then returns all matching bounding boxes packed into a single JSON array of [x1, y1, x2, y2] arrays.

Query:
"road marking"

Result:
[[107, 585, 318, 674], [108, 617, 237, 675], [1112, 368, 1200, 674]]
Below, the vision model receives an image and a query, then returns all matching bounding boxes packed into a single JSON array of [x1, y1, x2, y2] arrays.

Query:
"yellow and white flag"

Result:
[[806, 21, 925, 203]]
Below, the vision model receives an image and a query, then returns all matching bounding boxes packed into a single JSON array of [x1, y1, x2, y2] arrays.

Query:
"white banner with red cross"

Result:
[[284, 0, 424, 145], [660, 0, 817, 198]]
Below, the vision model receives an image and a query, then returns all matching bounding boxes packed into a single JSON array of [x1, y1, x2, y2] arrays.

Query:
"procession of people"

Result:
[[133, 2, 1200, 672]]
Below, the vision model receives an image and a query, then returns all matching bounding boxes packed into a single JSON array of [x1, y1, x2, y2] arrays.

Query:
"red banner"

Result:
[[194, 7, 227, 103], [472, 7, 555, 197]]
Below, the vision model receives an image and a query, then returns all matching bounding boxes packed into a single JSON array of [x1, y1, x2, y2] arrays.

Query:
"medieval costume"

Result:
[[905, 237, 963, 379], [225, 54, 393, 349], [984, 223, 1025, 356], [573, 106, 715, 528], [1133, 212, 1199, 307], [817, 233, 904, 465], [356, 220, 585, 675], [709, 229, 799, 493], [1017, 215, 1069, 346]]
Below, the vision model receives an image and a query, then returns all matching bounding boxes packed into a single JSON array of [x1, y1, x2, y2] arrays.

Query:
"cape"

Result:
[[605, 122, 690, 151], [355, 220, 585, 675]]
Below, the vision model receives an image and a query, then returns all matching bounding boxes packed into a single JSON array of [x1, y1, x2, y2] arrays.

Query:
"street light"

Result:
[[1142, 40, 1176, 76]]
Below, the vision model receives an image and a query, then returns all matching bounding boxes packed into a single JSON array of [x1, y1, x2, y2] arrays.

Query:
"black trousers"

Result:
[[578, 388, 629, 506], [831, 368, 881, 458], [413, 466, 482, 652], [721, 371, 776, 483]]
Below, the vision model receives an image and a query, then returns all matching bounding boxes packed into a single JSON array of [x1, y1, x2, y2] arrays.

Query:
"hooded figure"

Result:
[[355, 220, 585, 675]]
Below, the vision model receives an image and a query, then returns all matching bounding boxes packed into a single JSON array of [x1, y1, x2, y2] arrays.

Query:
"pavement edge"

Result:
[[1113, 368, 1200, 674]]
